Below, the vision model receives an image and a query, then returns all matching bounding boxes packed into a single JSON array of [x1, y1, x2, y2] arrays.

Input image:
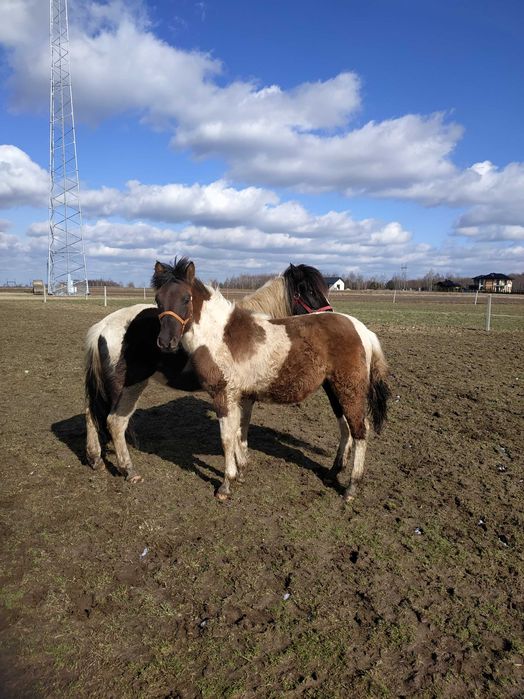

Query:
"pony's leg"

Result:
[[323, 380, 352, 482], [327, 376, 369, 501], [85, 404, 104, 470], [106, 381, 148, 483], [234, 397, 254, 483], [216, 403, 242, 500], [329, 416, 352, 482], [343, 417, 369, 502]]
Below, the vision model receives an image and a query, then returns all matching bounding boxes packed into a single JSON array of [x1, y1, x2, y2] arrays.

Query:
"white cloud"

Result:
[[1, 0, 519, 243], [1, 2, 523, 278], [80, 177, 416, 250], [1, 143, 522, 284], [1, 0, 521, 244], [81, 180, 280, 228], [0, 1, 461, 199], [0, 145, 48, 208], [455, 224, 524, 242], [0, 230, 22, 252]]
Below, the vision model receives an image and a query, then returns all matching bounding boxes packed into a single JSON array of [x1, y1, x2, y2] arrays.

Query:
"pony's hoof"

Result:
[[127, 474, 143, 484], [87, 455, 104, 470], [237, 472, 245, 484], [215, 491, 229, 501], [343, 493, 355, 503]]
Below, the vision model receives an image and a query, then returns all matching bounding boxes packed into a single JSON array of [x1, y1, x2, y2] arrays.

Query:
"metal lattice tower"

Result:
[[400, 264, 407, 291], [47, 0, 88, 295]]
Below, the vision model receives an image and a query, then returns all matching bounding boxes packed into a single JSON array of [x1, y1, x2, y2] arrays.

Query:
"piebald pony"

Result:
[[154, 259, 390, 501], [85, 262, 332, 482]]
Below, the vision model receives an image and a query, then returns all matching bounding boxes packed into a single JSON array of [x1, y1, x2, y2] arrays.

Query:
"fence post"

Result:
[[474, 289, 479, 305], [104, 286, 107, 307], [143, 287, 146, 300], [43, 285, 47, 304], [393, 289, 396, 304], [485, 294, 492, 331]]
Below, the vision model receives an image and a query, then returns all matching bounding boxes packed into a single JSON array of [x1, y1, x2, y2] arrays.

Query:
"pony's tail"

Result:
[[368, 333, 391, 434], [85, 329, 115, 442]]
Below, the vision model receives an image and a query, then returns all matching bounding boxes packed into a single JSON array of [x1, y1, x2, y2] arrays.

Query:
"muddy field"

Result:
[[0, 296, 523, 698]]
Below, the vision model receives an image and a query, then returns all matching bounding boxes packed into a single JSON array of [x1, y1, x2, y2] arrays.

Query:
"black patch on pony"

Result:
[[368, 377, 391, 434], [84, 335, 115, 443]]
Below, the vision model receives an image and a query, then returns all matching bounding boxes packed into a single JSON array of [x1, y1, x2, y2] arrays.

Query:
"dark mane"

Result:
[[151, 257, 192, 289], [282, 263, 329, 304]]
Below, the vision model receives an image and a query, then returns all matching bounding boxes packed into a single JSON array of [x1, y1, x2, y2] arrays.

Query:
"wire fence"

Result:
[[1, 287, 523, 331]]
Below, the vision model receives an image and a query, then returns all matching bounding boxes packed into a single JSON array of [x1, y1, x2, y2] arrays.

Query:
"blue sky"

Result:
[[0, 0, 523, 285]]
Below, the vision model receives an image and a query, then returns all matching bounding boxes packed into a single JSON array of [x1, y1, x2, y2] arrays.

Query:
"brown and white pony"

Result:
[[85, 262, 332, 482], [154, 259, 390, 501]]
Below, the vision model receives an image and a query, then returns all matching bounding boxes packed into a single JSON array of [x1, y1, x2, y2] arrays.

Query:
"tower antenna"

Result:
[[400, 264, 407, 291], [47, 0, 88, 295]]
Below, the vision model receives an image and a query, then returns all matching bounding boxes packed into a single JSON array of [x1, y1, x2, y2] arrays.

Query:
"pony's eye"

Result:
[[183, 294, 191, 305]]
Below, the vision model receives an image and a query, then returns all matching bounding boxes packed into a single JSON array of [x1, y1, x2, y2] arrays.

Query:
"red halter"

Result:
[[294, 294, 333, 314]]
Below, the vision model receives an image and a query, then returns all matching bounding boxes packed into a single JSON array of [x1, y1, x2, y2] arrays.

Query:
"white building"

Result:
[[324, 276, 345, 291]]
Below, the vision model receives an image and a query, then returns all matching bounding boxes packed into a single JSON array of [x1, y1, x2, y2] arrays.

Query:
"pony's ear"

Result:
[[287, 263, 298, 278], [185, 261, 195, 284], [152, 260, 167, 289]]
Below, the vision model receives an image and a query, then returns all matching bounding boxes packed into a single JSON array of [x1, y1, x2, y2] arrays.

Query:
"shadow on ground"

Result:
[[51, 395, 341, 493]]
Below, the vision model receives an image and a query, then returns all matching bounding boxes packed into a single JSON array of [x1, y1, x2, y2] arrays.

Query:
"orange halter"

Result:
[[158, 310, 191, 327]]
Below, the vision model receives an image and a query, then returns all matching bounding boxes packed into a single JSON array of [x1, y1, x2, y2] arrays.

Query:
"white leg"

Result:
[[106, 382, 147, 483], [216, 402, 242, 500], [234, 398, 254, 482], [343, 419, 369, 501]]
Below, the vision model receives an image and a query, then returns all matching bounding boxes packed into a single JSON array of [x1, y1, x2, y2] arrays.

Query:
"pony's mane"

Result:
[[236, 263, 328, 318], [283, 263, 329, 302], [151, 257, 192, 289], [238, 277, 288, 318]]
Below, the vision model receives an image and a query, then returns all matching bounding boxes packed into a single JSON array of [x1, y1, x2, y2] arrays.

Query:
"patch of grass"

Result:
[[354, 667, 392, 698], [509, 636, 524, 656], [48, 641, 77, 670], [197, 677, 247, 699], [332, 298, 524, 331], [0, 586, 24, 609]]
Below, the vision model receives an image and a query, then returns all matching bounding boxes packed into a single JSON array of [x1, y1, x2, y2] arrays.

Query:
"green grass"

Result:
[[3, 290, 523, 330], [0, 586, 24, 610], [332, 298, 524, 331]]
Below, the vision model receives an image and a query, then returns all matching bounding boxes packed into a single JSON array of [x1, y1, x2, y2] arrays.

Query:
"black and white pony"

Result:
[[85, 263, 332, 482]]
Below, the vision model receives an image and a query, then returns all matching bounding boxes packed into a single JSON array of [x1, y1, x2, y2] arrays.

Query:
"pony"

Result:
[[154, 258, 390, 502], [85, 262, 332, 482]]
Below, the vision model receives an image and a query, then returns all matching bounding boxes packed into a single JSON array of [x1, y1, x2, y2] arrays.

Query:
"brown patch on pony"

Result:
[[264, 314, 369, 439], [191, 345, 228, 417], [190, 280, 211, 324], [223, 307, 267, 361]]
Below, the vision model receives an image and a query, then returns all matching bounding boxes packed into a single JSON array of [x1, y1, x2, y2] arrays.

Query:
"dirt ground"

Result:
[[0, 297, 522, 698]]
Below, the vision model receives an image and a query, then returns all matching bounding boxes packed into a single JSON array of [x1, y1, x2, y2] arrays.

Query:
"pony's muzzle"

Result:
[[157, 326, 182, 352], [157, 336, 180, 352]]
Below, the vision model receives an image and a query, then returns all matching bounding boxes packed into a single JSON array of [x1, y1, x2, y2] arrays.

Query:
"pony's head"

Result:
[[152, 258, 209, 352], [284, 263, 333, 315]]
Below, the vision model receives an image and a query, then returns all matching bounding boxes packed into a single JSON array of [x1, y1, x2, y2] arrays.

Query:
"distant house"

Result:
[[472, 273, 513, 293], [324, 276, 345, 291], [435, 279, 464, 292]]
